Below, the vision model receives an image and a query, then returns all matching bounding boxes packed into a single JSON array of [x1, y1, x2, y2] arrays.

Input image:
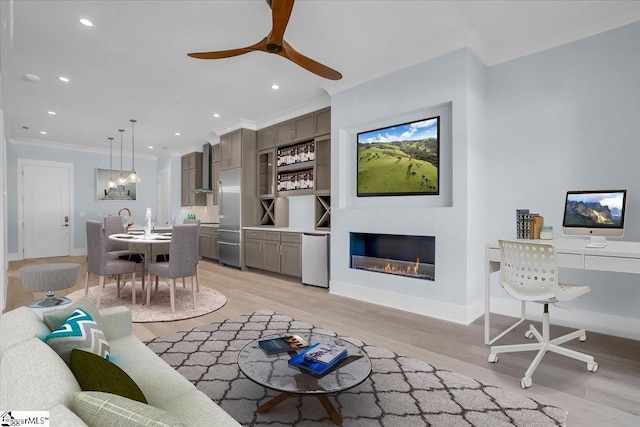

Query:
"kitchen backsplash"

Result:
[[191, 202, 219, 223]]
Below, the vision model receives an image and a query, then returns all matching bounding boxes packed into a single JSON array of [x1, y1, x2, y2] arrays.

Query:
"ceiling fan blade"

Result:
[[268, 0, 295, 45], [188, 38, 269, 60], [281, 41, 342, 80]]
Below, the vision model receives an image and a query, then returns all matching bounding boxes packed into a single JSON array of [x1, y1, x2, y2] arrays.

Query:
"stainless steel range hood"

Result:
[[193, 143, 212, 193]]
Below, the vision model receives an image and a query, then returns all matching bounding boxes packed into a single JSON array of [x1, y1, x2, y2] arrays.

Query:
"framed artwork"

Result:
[[96, 168, 136, 201]]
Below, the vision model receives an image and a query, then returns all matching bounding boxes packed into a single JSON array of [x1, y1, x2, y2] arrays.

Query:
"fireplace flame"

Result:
[[383, 258, 421, 275]]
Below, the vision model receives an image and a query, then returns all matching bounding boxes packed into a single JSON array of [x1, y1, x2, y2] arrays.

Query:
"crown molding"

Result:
[[9, 137, 178, 159]]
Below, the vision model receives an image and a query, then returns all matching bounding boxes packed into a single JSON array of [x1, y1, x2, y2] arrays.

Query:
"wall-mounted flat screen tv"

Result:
[[357, 116, 439, 197]]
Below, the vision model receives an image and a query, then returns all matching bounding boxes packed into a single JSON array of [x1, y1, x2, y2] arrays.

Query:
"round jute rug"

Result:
[[66, 282, 227, 323]]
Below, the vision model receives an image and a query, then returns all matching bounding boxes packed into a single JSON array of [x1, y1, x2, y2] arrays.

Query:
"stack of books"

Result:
[[516, 209, 544, 239], [288, 342, 348, 377]]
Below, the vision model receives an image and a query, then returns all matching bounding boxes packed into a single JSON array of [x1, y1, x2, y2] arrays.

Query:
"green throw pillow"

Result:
[[70, 349, 147, 404], [44, 308, 110, 365], [43, 296, 105, 332], [73, 391, 185, 427]]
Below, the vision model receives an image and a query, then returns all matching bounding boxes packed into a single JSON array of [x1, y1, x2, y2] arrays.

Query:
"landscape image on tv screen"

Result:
[[563, 191, 625, 228], [357, 116, 439, 196]]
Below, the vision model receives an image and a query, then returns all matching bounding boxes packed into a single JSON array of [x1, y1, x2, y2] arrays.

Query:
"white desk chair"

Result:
[[489, 240, 599, 388]]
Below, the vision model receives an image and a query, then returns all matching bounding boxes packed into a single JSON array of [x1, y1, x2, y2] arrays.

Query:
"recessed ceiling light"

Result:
[[47, 111, 56, 115], [175, 132, 181, 136], [148, 145, 154, 149], [212, 113, 220, 118], [58, 76, 70, 82], [24, 73, 41, 82], [79, 18, 94, 27], [271, 84, 280, 90], [40, 131, 48, 135]]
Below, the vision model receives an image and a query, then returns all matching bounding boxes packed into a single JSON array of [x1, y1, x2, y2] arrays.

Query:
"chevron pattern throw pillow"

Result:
[[45, 308, 110, 365]]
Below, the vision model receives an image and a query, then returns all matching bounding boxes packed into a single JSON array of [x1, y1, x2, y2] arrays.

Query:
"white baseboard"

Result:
[[330, 280, 484, 325], [490, 296, 640, 341], [8, 249, 86, 261]]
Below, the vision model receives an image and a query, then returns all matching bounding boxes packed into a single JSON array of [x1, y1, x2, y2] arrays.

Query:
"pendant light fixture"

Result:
[[107, 137, 116, 189], [117, 129, 127, 185], [127, 119, 141, 183]]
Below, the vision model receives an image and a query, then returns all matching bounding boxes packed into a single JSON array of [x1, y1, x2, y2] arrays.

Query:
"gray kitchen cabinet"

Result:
[[315, 107, 331, 136], [220, 130, 242, 170], [200, 227, 219, 260], [257, 126, 276, 151], [181, 151, 206, 207], [275, 113, 314, 146], [211, 161, 220, 205], [243, 230, 301, 277]]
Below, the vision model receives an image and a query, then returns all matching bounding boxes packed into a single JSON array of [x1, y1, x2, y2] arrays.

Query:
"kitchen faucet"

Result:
[[118, 207, 131, 217]]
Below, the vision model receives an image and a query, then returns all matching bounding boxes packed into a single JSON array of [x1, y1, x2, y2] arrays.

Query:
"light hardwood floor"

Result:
[[4, 256, 639, 426]]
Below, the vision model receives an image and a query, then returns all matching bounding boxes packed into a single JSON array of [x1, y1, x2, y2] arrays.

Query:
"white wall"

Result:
[[329, 21, 640, 339], [482, 21, 640, 338], [330, 49, 484, 324]]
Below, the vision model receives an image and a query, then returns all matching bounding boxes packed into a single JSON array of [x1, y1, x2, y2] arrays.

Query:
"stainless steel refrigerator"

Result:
[[218, 168, 242, 268]]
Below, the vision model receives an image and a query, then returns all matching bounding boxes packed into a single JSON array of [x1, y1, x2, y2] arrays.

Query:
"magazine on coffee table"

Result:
[[258, 334, 310, 355], [303, 343, 348, 364], [288, 343, 348, 377]]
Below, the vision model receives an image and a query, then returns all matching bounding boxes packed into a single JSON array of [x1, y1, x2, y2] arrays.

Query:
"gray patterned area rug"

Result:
[[146, 310, 567, 426]]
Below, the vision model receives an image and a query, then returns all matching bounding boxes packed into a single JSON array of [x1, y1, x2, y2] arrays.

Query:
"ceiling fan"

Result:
[[187, 0, 342, 80]]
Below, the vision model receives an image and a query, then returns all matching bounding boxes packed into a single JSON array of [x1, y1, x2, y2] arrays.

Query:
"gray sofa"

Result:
[[0, 304, 240, 426]]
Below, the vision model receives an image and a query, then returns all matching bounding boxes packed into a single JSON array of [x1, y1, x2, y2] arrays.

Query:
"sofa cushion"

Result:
[[0, 338, 81, 410], [70, 349, 147, 403], [45, 308, 110, 364], [107, 336, 196, 407], [49, 403, 89, 426], [43, 296, 106, 332], [0, 306, 50, 358], [161, 390, 242, 427], [73, 392, 186, 427]]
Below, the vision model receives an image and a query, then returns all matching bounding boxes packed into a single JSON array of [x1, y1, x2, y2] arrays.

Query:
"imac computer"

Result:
[[562, 190, 627, 248]]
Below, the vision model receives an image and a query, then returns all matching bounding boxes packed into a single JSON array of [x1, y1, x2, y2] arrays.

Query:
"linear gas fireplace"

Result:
[[350, 232, 435, 281]]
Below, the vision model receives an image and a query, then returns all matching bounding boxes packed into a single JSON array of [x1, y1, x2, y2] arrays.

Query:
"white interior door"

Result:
[[21, 161, 72, 258], [157, 168, 170, 225]]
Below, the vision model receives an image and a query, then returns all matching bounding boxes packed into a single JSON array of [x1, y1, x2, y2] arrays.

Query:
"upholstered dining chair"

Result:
[[146, 224, 199, 313], [85, 220, 138, 308], [488, 240, 598, 389], [104, 215, 134, 259], [183, 218, 201, 292]]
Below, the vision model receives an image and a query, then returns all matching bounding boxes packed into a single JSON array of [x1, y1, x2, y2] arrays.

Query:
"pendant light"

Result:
[[117, 129, 127, 185], [127, 119, 141, 183], [107, 137, 116, 188]]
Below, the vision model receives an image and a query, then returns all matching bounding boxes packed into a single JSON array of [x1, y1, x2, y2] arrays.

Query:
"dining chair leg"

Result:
[[116, 274, 121, 298], [182, 277, 186, 288], [170, 279, 176, 313], [146, 274, 152, 306], [96, 275, 105, 309], [131, 272, 136, 305], [84, 271, 90, 295], [195, 264, 200, 292], [191, 275, 196, 309]]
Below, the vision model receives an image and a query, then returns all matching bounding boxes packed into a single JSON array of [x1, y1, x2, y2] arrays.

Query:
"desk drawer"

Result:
[[556, 253, 583, 269], [585, 255, 640, 273]]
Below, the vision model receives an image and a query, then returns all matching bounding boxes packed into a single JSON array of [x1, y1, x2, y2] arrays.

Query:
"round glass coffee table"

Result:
[[238, 331, 372, 425]]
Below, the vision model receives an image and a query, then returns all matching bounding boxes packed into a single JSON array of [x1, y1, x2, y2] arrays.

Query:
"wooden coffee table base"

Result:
[[258, 393, 343, 425]]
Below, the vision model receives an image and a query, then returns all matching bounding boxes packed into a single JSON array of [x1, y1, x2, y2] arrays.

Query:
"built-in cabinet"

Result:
[[211, 144, 220, 205], [255, 107, 331, 229], [220, 129, 243, 170], [181, 152, 206, 207], [200, 226, 218, 260], [244, 230, 301, 277]]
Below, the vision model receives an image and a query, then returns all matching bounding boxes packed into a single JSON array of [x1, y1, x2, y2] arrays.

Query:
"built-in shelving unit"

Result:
[[259, 198, 276, 226], [315, 195, 331, 229]]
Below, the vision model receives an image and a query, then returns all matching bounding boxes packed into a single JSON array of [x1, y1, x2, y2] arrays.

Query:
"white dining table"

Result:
[[108, 232, 172, 292]]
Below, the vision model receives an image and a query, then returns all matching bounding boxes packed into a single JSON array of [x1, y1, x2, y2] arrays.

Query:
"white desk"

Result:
[[485, 238, 640, 345]]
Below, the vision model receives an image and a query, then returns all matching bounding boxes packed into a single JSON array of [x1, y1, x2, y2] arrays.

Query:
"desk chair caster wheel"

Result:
[[587, 362, 599, 373], [525, 330, 535, 339], [520, 377, 532, 389], [579, 334, 587, 342], [488, 353, 498, 363]]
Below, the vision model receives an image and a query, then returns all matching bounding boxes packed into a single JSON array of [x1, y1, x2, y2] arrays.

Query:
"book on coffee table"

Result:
[[288, 343, 349, 377], [303, 343, 348, 364], [258, 334, 310, 355]]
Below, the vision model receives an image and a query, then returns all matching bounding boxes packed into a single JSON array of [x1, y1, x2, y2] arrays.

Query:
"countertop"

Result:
[[243, 226, 330, 235]]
